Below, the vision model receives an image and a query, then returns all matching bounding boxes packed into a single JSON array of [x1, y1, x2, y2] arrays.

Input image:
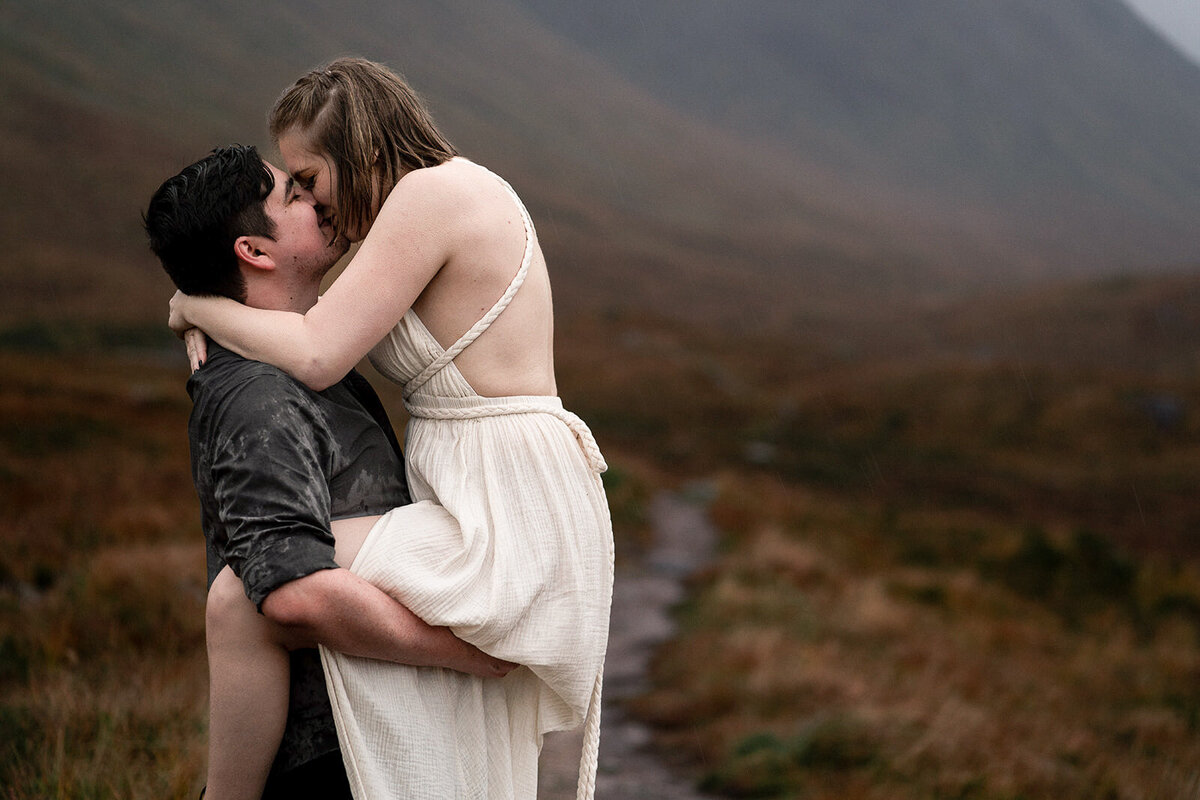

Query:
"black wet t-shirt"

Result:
[[187, 343, 409, 777]]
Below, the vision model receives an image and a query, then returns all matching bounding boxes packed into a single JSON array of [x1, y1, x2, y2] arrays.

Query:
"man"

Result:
[[145, 145, 499, 798]]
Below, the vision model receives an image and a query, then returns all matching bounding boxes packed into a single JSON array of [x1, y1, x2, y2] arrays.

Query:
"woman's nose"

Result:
[[294, 184, 317, 205]]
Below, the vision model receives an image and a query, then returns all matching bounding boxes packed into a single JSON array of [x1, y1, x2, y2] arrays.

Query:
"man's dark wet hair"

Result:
[[144, 145, 277, 302]]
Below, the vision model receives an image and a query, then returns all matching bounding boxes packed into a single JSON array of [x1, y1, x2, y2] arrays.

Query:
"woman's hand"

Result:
[[169, 291, 208, 371], [167, 290, 192, 336], [184, 328, 208, 372]]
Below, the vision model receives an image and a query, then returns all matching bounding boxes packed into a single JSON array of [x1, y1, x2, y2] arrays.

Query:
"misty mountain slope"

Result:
[[514, 0, 1200, 272], [3, 0, 925, 327], [2, 0, 1199, 333]]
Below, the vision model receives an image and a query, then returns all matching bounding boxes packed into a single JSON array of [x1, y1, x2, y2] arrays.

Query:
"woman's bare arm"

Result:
[[169, 167, 458, 389]]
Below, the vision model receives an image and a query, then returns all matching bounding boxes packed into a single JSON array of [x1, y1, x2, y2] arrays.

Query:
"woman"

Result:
[[172, 58, 614, 799]]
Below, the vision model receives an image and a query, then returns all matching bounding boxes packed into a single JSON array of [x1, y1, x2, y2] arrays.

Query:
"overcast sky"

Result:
[[1122, 0, 1200, 64]]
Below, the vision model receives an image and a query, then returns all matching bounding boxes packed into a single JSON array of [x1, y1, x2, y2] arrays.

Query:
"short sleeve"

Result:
[[204, 373, 340, 609]]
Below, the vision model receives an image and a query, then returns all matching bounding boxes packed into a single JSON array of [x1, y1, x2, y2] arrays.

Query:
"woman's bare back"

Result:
[[408, 158, 556, 399]]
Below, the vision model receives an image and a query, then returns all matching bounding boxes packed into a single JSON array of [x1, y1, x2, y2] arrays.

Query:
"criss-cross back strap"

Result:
[[403, 162, 535, 399]]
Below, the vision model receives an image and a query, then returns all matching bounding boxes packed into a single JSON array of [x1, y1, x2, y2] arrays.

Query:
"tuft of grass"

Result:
[[701, 716, 880, 798], [600, 462, 655, 557], [984, 526, 1137, 625]]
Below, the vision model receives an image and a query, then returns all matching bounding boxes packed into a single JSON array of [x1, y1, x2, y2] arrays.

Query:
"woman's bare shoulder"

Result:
[[383, 158, 497, 219], [401, 157, 490, 191]]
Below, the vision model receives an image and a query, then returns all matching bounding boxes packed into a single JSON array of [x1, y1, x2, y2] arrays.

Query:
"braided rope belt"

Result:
[[405, 401, 608, 474]]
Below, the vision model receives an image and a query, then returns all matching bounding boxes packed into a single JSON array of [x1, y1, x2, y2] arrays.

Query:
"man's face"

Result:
[[262, 162, 350, 281]]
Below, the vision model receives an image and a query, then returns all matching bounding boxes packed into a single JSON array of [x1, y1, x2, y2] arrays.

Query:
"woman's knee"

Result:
[[206, 566, 255, 636], [208, 566, 322, 651]]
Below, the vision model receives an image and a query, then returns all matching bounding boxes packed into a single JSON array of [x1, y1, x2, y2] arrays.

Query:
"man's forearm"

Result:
[[260, 568, 493, 675]]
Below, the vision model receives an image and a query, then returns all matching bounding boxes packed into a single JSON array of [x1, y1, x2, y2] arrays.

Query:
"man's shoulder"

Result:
[[187, 346, 316, 420], [191, 343, 295, 382]]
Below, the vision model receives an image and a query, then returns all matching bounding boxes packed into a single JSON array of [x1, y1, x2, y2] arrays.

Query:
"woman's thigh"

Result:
[[329, 514, 383, 570]]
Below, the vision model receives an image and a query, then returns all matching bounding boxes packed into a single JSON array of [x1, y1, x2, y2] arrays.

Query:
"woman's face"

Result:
[[278, 129, 345, 237]]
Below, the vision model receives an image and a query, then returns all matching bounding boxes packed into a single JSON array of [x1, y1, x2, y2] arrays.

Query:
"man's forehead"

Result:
[[262, 162, 292, 206]]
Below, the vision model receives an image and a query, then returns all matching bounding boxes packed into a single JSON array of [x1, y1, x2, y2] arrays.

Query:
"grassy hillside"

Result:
[[639, 467, 1200, 798], [3, 3, 1200, 795], [555, 277, 1200, 798], [0, 349, 207, 796], [4, 272, 1200, 795]]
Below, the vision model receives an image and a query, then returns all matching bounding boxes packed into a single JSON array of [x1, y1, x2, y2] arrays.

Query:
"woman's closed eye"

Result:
[[288, 175, 317, 204]]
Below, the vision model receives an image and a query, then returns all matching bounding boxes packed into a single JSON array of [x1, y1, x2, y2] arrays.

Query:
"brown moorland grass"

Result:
[[0, 343, 662, 799], [584, 333, 1200, 797], [4, 304, 1200, 798], [552, 311, 1200, 797], [635, 471, 1200, 798], [0, 349, 209, 798]]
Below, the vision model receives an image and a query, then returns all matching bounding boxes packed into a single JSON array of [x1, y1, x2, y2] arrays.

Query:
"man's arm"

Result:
[[262, 569, 512, 678], [199, 368, 509, 677]]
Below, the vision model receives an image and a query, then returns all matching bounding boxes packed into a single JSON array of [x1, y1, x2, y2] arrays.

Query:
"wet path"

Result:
[[538, 487, 720, 799]]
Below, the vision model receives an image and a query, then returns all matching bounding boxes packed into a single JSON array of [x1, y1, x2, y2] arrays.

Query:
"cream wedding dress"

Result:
[[318, 160, 614, 800]]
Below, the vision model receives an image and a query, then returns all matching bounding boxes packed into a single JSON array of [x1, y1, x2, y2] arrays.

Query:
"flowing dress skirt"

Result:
[[320, 394, 614, 799]]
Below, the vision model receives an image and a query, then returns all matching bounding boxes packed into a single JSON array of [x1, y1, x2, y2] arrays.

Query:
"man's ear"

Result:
[[233, 236, 277, 273]]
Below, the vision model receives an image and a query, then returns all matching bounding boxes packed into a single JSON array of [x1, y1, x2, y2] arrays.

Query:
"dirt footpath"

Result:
[[538, 487, 720, 799]]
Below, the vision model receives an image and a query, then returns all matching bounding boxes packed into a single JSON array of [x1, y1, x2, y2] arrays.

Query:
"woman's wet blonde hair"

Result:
[[269, 57, 458, 239]]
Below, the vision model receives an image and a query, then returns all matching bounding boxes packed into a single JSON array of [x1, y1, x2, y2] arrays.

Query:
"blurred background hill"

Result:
[[4, 1, 1200, 797], [3, 0, 1200, 341]]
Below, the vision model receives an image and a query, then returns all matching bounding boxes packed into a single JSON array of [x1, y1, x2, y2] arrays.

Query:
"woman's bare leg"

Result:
[[203, 565, 291, 800], [202, 518, 374, 799]]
